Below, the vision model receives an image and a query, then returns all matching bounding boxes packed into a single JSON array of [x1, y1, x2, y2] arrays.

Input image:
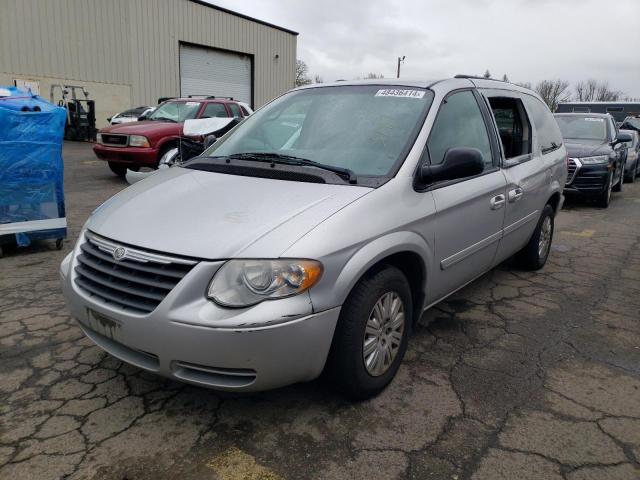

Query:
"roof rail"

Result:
[[185, 95, 235, 100], [454, 74, 505, 82]]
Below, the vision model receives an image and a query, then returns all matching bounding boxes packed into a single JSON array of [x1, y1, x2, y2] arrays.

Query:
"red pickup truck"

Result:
[[94, 97, 251, 177]]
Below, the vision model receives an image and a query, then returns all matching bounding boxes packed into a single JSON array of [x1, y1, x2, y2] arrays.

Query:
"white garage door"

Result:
[[180, 44, 252, 104]]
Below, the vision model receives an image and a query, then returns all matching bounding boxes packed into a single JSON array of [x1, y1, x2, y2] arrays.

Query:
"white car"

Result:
[[109, 106, 154, 125]]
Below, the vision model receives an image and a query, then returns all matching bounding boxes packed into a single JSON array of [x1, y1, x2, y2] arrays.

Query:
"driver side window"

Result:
[[427, 91, 493, 167]]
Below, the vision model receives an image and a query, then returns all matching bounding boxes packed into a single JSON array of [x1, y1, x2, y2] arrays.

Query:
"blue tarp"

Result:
[[0, 86, 67, 247]]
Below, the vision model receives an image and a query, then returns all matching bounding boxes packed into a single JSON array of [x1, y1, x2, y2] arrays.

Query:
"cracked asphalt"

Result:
[[1, 141, 640, 479]]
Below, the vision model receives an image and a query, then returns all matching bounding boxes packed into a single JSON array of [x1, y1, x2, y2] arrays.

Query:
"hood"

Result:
[[87, 168, 371, 259], [99, 120, 182, 137], [564, 140, 612, 158]]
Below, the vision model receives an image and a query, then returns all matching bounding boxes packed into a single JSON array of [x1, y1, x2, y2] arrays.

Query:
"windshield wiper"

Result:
[[226, 153, 358, 184]]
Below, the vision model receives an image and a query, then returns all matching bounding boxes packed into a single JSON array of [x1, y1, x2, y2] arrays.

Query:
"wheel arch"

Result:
[[323, 231, 431, 326], [547, 191, 562, 214]]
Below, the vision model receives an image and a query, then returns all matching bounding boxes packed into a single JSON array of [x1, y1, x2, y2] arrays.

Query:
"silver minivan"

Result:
[[60, 77, 567, 399]]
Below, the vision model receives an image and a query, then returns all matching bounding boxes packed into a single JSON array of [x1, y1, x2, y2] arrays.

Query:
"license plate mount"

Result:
[[82, 309, 123, 342]]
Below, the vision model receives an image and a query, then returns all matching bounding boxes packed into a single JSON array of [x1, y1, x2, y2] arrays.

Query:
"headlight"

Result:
[[580, 155, 609, 165], [129, 135, 150, 147], [96, 133, 103, 144], [208, 259, 323, 307]]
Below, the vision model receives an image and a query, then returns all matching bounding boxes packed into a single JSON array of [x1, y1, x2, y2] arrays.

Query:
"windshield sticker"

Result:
[[375, 89, 425, 99], [584, 118, 605, 122]]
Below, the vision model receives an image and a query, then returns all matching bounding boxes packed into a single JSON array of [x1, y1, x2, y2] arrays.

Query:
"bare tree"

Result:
[[535, 79, 571, 111], [295, 60, 312, 87], [313, 74, 324, 84], [575, 79, 598, 101], [365, 73, 385, 79], [595, 81, 622, 101], [575, 79, 623, 102], [502, 74, 509, 82], [516, 82, 533, 90], [483, 69, 491, 79]]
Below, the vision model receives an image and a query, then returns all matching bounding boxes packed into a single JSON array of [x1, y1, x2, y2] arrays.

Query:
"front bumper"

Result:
[[60, 241, 340, 392], [564, 162, 610, 196], [93, 144, 159, 166]]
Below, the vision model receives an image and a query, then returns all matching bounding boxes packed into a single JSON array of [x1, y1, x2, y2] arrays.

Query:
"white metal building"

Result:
[[0, 0, 297, 126]]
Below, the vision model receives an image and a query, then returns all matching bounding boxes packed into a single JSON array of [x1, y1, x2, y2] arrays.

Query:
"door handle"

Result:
[[508, 187, 524, 202], [490, 194, 506, 210]]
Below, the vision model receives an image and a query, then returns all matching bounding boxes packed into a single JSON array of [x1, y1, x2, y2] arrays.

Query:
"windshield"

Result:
[[149, 101, 201, 122], [203, 85, 434, 177], [555, 116, 607, 141]]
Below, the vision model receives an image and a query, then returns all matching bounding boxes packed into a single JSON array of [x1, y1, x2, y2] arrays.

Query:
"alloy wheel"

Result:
[[538, 216, 552, 259], [363, 292, 405, 377]]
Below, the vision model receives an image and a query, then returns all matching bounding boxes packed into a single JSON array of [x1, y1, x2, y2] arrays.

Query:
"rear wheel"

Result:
[[516, 204, 554, 270], [325, 266, 412, 400], [108, 162, 138, 177], [625, 160, 637, 183], [595, 173, 613, 208]]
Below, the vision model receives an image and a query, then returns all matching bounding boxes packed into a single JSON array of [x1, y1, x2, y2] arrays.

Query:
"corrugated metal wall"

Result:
[[0, 0, 296, 108]]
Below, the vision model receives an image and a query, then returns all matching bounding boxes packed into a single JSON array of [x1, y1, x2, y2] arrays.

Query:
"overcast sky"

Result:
[[213, 0, 640, 98]]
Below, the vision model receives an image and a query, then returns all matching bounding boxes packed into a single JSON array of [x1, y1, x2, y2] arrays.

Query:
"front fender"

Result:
[[307, 230, 433, 313]]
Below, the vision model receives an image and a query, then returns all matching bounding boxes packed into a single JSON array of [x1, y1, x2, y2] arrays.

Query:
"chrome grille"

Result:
[[566, 158, 579, 185], [74, 231, 197, 314]]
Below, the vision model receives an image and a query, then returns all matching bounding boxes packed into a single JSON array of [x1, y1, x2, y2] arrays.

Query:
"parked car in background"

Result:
[[108, 106, 154, 125], [94, 97, 252, 177], [621, 129, 640, 182], [62, 77, 566, 399], [620, 116, 640, 134], [555, 113, 631, 207], [556, 102, 640, 124]]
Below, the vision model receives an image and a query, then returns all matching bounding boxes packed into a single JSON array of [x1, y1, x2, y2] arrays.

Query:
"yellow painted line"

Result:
[[559, 229, 595, 238], [207, 447, 283, 480]]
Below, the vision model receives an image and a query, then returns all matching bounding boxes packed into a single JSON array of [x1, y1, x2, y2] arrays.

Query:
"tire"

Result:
[[515, 204, 555, 271], [325, 265, 412, 400], [108, 162, 138, 177], [612, 164, 623, 192], [157, 144, 177, 169], [595, 173, 612, 208], [625, 160, 637, 183]]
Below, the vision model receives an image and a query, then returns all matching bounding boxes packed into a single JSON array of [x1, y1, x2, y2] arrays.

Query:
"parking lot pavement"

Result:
[[1, 141, 640, 480]]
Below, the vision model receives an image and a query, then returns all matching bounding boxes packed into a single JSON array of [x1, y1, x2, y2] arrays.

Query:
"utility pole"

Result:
[[397, 56, 406, 78]]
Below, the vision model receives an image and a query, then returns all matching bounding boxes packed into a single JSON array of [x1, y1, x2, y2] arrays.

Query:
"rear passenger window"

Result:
[[488, 97, 532, 159], [522, 95, 563, 154], [427, 91, 493, 167], [202, 103, 229, 118], [229, 104, 242, 118]]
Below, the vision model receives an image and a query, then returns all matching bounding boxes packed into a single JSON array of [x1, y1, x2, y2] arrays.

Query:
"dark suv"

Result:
[[94, 97, 251, 177], [555, 113, 631, 208]]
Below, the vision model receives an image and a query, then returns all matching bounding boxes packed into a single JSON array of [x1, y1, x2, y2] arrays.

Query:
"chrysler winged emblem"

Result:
[[112, 246, 126, 261]]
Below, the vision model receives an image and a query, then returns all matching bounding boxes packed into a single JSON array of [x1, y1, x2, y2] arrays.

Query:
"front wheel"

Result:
[[595, 173, 613, 208], [515, 204, 554, 270], [108, 162, 138, 178], [612, 164, 624, 192], [325, 266, 412, 400]]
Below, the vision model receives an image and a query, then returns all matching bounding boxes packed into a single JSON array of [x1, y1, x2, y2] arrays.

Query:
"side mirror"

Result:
[[615, 132, 633, 144], [204, 134, 217, 149], [420, 147, 484, 183]]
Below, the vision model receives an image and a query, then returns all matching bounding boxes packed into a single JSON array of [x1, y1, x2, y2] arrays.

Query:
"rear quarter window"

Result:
[[522, 95, 563, 154]]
